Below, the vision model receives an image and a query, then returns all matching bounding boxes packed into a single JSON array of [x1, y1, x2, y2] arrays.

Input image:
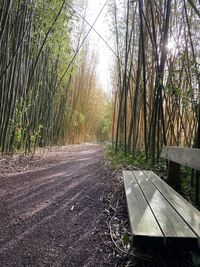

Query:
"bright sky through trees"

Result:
[[86, 0, 112, 95], [166, 36, 177, 55]]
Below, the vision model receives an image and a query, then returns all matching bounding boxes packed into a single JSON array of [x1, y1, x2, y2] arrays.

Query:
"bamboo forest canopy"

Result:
[[0, 0, 110, 154], [1, 0, 200, 160], [110, 0, 200, 162]]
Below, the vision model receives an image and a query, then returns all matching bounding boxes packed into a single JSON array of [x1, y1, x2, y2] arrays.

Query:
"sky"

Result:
[[85, 0, 113, 95]]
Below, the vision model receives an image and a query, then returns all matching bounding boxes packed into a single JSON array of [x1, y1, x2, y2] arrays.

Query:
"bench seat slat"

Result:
[[123, 171, 163, 238], [133, 171, 196, 239], [144, 170, 200, 238]]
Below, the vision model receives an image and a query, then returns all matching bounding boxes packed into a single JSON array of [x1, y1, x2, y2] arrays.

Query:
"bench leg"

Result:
[[167, 161, 181, 191]]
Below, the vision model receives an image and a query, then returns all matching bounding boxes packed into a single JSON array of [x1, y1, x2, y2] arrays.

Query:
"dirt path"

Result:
[[1, 144, 194, 267], [0, 144, 116, 267]]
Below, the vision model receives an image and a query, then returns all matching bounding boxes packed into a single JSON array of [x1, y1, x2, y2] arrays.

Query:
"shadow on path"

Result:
[[0, 144, 108, 267]]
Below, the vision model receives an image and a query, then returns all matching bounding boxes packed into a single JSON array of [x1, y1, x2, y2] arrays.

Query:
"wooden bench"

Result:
[[123, 146, 200, 248]]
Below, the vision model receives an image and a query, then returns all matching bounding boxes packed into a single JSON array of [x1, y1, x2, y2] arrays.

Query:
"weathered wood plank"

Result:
[[123, 171, 163, 239], [161, 146, 200, 171], [133, 171, 196, 240], [144, 170, 200, 241]]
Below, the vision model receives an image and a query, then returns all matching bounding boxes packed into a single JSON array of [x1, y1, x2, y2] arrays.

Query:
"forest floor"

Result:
[[0, 144, 196, 266]]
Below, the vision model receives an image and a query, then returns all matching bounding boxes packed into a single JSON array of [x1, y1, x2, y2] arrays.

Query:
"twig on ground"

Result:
[[86, 195, 95, 202], [100, 188, 105, 202], [108, 203, 130, 255]]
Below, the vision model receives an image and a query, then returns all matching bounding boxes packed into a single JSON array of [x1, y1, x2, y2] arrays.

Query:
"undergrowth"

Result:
[[106, 144, 166, 177], [181, 166, 195, 204], [106, 144, 196, 207]]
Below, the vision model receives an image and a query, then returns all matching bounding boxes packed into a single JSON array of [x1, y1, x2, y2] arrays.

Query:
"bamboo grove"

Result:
[[0, 0, 109, 154], [111, 0, 200, 162]]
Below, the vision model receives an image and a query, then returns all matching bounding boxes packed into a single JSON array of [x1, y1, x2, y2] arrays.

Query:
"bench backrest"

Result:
[[161, 146, 200, 171]]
